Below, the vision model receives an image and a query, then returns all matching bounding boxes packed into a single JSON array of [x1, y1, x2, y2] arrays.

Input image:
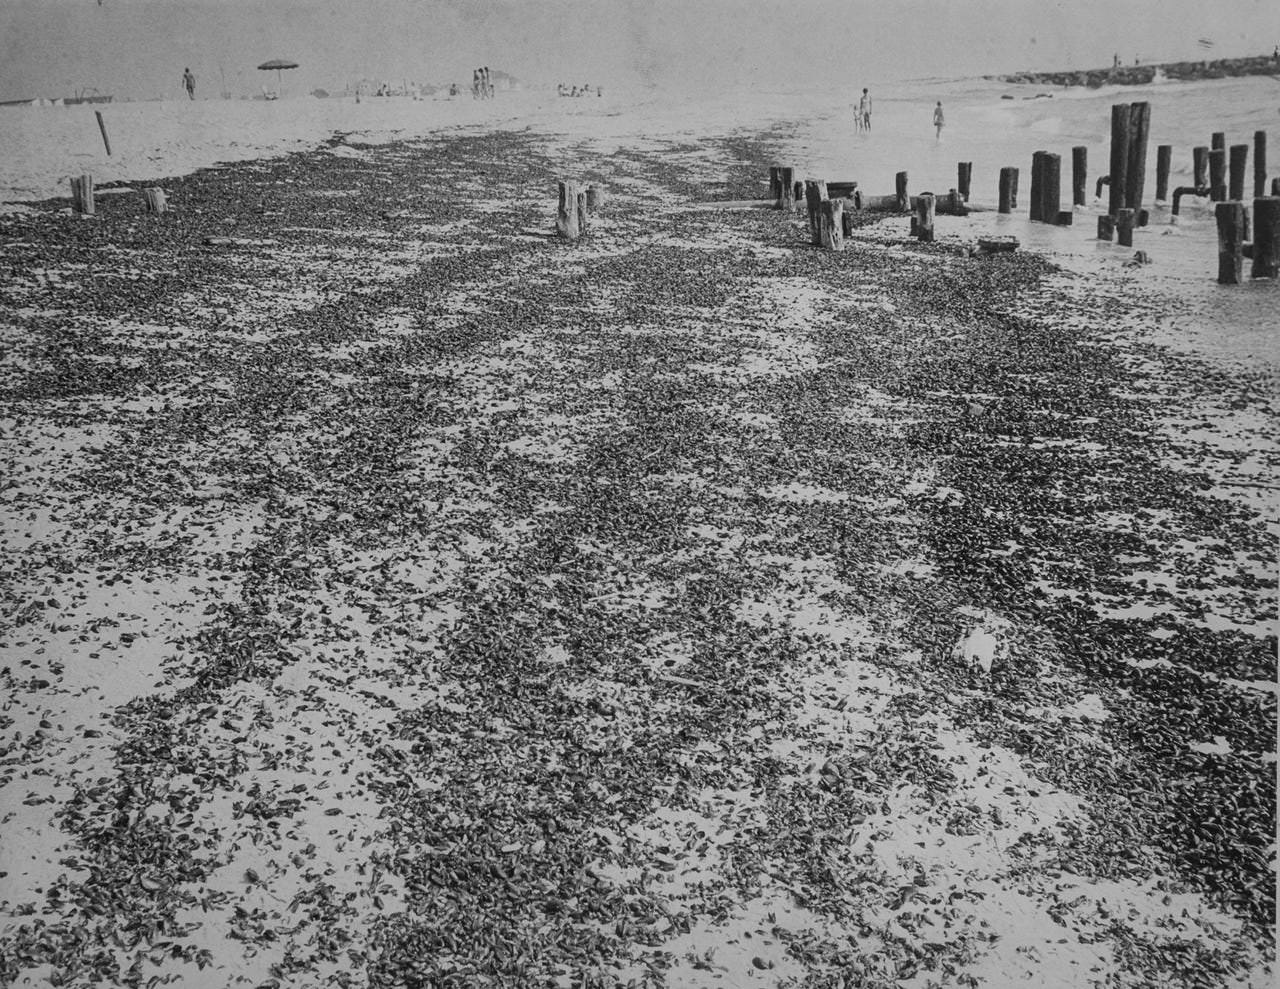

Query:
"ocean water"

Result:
[[2, 75, 1276, 370]]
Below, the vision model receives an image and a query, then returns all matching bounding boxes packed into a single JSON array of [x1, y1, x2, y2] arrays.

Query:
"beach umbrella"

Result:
[[257, 59, 299, 94]]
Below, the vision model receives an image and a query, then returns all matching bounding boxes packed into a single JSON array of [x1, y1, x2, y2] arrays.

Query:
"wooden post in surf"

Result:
[[1155, 145, 1172, 201], [1116, 207, 1135, 247], [1125, 101, 1151, 212], [1254, 131, 1267, 199], [1193, 147, 1208, 189], [1109, 104, 1131, 216], [1097, 215, 1115, 241], [804, 179, 828, 245], [1208, 149, 1227, 201], [70, 174, 94, 215], [1252, 197, 1280, 279], [914, 193, 935, 242], [819, 199, 844, 250], [775, 166, 796, 210], [143, 188, 168, 214], [1211, 132, 1225, 153], [1228, 145, 1248, 202], [95, 110, 112, 156], [998, 167, 1017, 214], [555, 180, 582, 239], [1029, 151, 1045, 221], [895, 171, 909, 212], [1215, 201, 1244, 284], [1040, 153, 1062, 224], [1071, 146, 1087, 206], [957, 162, 972, 202]]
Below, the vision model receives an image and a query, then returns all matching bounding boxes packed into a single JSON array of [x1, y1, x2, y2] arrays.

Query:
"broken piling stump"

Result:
[[143, 187, 168, 214], [1072, 146, 1087, 206], [1228, 145, 1248, 202], [957, 162, 972, 202], [1116, 207, 1135, 247], [1208, 149, 1227, 201], [1097, 215, 1115, 241], [915, 192, 935, 242], [819, 199, 843, 250], [1109, 104, 1130, 217], [1252, 196, 1279, 279], [998, 167, 1017, 214], [804, 179, 828, 246], [1155, 145, 1172, 202], [1254, 131, 1267, 199], [1040, 152, 1062, 224], [895, 171, 909, 212], [556, 180, 583, 239], [1193, 147, 1209, 189], [1125, 101, 1151, 211], [70, 174, 94, 215], [1029, 151, 1046, 221], [1216, 201, 1244, 284]]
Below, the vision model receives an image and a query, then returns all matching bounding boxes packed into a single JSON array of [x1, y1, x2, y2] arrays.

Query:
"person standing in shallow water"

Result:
[[859, 88, 872, 131], [182, 67, 195, 100], [933, 101, 945, 140]]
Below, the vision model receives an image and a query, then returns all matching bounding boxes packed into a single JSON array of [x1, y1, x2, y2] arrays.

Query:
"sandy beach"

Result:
[[1, 94, 1276, 989]]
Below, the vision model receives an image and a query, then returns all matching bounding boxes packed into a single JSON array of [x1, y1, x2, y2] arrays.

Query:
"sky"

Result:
[[1, 0, 1278, 101]]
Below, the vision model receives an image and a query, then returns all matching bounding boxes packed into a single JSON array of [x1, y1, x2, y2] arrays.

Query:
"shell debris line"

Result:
[[0, 119, 1274, 989]]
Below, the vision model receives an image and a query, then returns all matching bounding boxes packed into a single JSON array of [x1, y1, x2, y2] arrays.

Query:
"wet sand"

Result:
[[0, 124, 1274, 987]]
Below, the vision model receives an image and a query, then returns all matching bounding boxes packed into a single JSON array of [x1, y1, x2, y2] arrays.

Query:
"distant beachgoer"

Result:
[[933, 101, 944, 139], [859, 88, 872, 131], [183, 67, 195, 100]]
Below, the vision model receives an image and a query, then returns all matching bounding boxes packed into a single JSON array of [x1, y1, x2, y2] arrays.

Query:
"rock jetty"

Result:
[[993, 52, 1280, 88]]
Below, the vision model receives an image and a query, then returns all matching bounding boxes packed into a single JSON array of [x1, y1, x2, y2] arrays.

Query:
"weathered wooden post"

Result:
[[1211, 132, 1225, 153], [1125, 101, 1151, 211], [1155, 145, 1172, 201], [576, 189, 589, 235], [1097, 215, 1115, 240], [1116, 207, 1135, 247], [1254, 131, 1267, 199], [556, 180, 582, 239], [768, 166, 781, 202], [1215, 201, 1244, 284], [998, 167, 1017, 214], [1109, 104, 1131, 216], [1228, 144, 1250, 203], [1072, 146, 1087, 206], [957, 162, 972, 202], [804, 179, 828, 245], [585, 185, 604, 210], [1040, 153, 1062, 224], [915, 192, 935, 242], [95, 110, 112, 156], [819, 199, 844, 250], [1273, 178, 1280, 196], [143, 187, 168, 213], [1029, 151, 1046, 221], [1193, 147, 1209, 188], [895, 171, 909, 212], [70, 174, 94, 214], [1208, 149, 1227, 201], [774, 166, 796, 210], [1252, 196, 1280, 279]]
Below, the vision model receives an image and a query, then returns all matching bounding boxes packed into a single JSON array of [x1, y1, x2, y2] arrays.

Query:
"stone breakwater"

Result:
[[993, 53, 1280, 88]]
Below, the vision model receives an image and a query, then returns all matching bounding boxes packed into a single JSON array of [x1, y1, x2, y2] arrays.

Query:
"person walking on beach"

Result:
[[182, 67, 195, 100], [933, 101, 945, 140], [859, 88, 872, 131]]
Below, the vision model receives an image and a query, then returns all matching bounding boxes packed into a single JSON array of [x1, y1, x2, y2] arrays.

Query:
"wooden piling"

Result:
[[1109, 104, 1131, 216], [895, 171, 909, 212], [1071, 146, 1087, 206], [585, 185, 604, 210], [1040, 153, 1061, 224], [915, 192, 935, 242], [957, 162, 972, 202], [95, 110, 112, 156], [1252, 196, 1280, 279], [576, 190, 589, 235], [1125, 101, 1151, 211], [1193, 147, 1208, 188], [1273, 178, 1280, 196], [1229, 145, 1248, 202], [555, 180, 582, 239], [1254, 131, 1268, 199], [1215, 201, 1244, 284], [1116, 207, 1135, 247], [1029, 151, 1046, 222], [819, 199, 844, 250], [70, 174, 94, 215], [1155, 145, 1172, 201], [768, 166, 781, 201], [1211, 132, 1225, 153], [998, 167, 1017, 214], [1097, 215, 1114, 241], [1208, 149, 1227, 201], [774, 166, 795, 210], [804, 179, 828, 245], [143, 187, 167, 214]]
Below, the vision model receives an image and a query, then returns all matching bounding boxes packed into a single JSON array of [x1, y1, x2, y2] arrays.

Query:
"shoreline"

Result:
[[0, 126, 1274, 987]]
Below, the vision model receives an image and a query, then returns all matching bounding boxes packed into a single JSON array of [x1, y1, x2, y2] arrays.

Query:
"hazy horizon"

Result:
[[2, 0, 1278, 101]]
